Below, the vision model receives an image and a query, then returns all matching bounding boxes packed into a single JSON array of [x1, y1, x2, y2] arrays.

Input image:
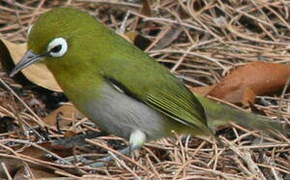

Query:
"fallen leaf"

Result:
[[0, 142, 73, 178], [0, 38, 62, 92], [124, 31, 152, 50], [19, 142, 73, 160], [0, 157, 23, 178], [123, 31, 137, 42], [63, 130, 78, 138], [43, 104, 82, 128], [193, 62, 290, 106], [190, 85, 216, 96]]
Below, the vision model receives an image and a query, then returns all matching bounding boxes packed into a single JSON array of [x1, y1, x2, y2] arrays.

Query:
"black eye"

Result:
[[50, 45, 62, 53]]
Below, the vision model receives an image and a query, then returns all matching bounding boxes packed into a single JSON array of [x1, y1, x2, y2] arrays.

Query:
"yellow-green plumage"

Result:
[[10, 8, 286, 165], [26, 8, 213, 139]]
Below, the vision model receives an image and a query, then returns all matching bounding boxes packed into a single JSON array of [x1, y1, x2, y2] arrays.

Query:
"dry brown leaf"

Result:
[[190, 85, 216, 96], [0, 143, 73, 178], [63, 130, 78, 138], [123, 31, 138, 43], [0, 38, 62, 92], [124, 31, 151, 50], [43, 104, 82, 128], [0, 157, 23, 178], [19, 142, 72, 160], [195, 62, 290, 106]]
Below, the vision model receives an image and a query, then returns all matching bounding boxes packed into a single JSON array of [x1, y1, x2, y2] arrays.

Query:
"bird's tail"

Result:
[[194, 94, 287, 135]]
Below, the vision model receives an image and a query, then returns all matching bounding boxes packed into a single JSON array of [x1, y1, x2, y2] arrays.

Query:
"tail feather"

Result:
[[194, 94, 287, 135]]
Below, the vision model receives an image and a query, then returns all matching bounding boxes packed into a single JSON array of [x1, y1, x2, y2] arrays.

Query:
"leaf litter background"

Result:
[[0, 0, 289, 179]]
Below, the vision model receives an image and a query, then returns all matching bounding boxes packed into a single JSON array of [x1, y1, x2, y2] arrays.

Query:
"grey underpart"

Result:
[[83, 82, 167, 141], [57, 81, 168, 167]]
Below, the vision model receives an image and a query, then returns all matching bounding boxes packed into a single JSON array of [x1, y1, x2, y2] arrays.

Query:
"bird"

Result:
[[10, 7, 286, 167]]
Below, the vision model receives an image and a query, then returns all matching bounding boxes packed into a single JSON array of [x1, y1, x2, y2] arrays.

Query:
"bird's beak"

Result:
[[10, 50, 45, 77]]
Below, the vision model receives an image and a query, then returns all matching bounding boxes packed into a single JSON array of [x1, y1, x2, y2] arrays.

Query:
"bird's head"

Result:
[[10, 7, 104, 77]]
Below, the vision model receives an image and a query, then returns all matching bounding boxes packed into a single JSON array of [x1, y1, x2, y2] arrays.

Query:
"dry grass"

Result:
[[0, 0, 289, 179]]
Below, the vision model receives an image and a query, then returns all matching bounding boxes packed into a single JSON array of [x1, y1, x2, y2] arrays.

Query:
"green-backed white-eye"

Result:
[[10, 8, 286, 167]]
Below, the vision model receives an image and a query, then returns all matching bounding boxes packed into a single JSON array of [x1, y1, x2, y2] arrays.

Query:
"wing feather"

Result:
[[145, 84, 208, 130]]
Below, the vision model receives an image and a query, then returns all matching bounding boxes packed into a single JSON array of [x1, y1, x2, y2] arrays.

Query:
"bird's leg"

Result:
[[89, 129, 146, 167]]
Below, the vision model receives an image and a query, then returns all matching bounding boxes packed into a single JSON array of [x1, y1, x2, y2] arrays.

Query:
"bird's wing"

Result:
[[144, 76, 209, 130], [103, 72, 208, 131]]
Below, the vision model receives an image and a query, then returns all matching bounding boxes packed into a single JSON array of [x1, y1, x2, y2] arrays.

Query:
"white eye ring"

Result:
[[47, 37, 68, 57]]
